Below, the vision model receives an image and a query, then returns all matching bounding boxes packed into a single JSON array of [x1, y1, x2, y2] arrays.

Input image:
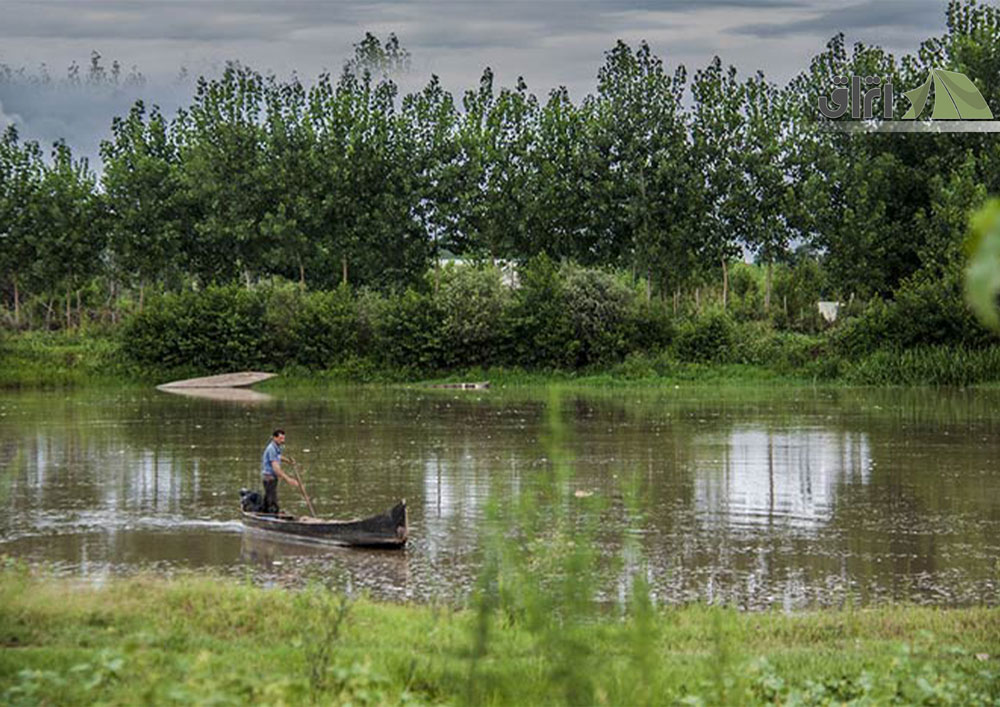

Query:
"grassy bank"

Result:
[[5, 328, 1000, 390], [1, 564, 998, 705], [0, 330, 129, 388]]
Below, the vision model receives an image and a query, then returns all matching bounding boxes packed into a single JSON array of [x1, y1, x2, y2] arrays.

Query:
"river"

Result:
[[1, 384, 998, 609]]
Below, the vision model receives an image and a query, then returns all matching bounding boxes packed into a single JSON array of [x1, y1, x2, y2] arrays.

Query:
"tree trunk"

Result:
[[694, 287, 701, 313], [721, 258, 729, 310], [645, 267, 651, 303], [433, 235, 441, 294], [65, 290, 71, 330], [764, 262, 773, 312], [106, 280, 116, 325], [76, 289, 82, 330], [297, 257, 305, 288], [341, 256, 348, 286], [673, 289, 679, 316], [139, 283, 145, 314], [12, 273, 19, 328], [44, 298, 53, 329]]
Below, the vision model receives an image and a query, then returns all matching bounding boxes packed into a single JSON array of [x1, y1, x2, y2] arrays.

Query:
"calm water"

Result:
[[1, 384, 999, 609]]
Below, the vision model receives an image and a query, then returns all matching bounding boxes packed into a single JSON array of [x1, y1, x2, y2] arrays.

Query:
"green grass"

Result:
[[261, 364, 814, 392], [1, 564, 998, 705], [7, 329, 1000, 390], [0, 330, 129, 388], [844, 345, 1000, 386]]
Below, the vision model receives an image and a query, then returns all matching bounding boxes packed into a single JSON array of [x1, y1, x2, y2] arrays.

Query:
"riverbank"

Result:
[[0, 329, 814, 389], [4, 328, 1000, 389], [1, 564, 997, 705]]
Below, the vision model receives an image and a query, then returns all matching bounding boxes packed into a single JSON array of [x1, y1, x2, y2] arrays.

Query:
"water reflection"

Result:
[[1, 387, 999, 608], [240, 530, 413, 597], [157, 387, 273, 403], [694, 427, 871, 529]]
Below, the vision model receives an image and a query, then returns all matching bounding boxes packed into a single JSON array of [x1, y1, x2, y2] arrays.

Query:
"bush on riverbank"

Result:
[[831, 263, 996, 359], [1, 563, 998, 705], [118, 264, 675, 375], [115, 265, 826, 378], [5, 257, 1000, 386]]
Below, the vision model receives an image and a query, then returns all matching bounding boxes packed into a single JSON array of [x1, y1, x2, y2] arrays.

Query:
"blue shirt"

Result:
[[261, 440, 283, 479]]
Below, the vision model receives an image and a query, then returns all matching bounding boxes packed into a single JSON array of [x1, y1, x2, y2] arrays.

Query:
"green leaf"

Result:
[[965, 199, 1000, 332], [902, 75, 931, 119], [931, 68, 994, 119]]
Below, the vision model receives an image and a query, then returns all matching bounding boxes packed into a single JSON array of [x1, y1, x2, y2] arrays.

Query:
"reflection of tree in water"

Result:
[[3, 386, 1000, 606], [5, 426, 193, 530], [693, 426, 872, 529]]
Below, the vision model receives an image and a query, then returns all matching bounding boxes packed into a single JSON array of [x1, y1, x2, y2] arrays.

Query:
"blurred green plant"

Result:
[[470, 386, 611, 704], [966, 198, 1000, 333]]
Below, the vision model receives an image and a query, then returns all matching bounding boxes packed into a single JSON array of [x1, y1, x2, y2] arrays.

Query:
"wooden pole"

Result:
[[12, 274, 19, 327], [288, 461, 317, 517], [721, 258, 729, 310]]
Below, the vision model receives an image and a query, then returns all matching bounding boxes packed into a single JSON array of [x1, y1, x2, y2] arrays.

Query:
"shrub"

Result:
[[832, 263, 996, 358], [121, 285, 268, 372], [374, 288, 443, 373], [286, 285, 359, 369], [436, 265, 508, 368], [830, 298, 893, 359], [505, 255, 574, 369], [890, 266, 993, 349], [561, 264, 634, 366], [628, 298, 675, 354], [673, 310, 735, 363]]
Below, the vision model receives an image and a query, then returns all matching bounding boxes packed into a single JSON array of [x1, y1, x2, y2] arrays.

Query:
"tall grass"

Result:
[[846, 345, 1000, 386], [0, 329, 127, 388], [469, 386, 608, 704]]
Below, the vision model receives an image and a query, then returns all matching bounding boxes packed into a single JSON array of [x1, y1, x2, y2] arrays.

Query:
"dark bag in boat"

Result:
[[240, 487, 265, 513]]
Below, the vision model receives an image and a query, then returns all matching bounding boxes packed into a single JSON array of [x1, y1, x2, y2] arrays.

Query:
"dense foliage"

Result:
[[120, 265, 672, 375], [4, 2, 1000, 372]]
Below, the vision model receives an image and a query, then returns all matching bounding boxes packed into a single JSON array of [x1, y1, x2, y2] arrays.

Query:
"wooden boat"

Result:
[[241, 500, 408, 548]]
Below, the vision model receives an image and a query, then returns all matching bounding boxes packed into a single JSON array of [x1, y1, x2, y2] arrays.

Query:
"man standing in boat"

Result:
[[262, 429, 298, 513]]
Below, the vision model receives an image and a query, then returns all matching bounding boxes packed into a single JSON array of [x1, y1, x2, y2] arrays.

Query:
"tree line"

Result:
[[2, 1, 999, 331]]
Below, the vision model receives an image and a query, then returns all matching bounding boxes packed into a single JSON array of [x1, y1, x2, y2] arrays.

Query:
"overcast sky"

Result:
[[0, 0, 958, 166]]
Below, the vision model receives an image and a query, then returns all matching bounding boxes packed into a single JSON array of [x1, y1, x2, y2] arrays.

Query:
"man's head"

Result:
[[272, 428, 286, 444]]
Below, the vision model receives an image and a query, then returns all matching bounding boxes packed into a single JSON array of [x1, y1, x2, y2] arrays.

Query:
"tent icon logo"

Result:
[[902, 68, 993, 120], [818, 69, 994, 122]]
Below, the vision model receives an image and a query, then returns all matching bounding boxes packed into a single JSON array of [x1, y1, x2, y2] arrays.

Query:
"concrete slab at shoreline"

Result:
[[157, 371, 277, 389]]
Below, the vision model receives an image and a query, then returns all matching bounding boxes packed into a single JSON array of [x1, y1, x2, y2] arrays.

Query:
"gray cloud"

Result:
[[0, 79, 193, 169], [732, 0, 944, 39], [0, 99, 21, 130], [0, 0, 815, 79], [1, 1, 805, 43], [0, 0, 955, 168]]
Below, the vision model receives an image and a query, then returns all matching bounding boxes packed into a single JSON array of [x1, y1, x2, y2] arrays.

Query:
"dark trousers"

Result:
[[263, 477, 279, 513]]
